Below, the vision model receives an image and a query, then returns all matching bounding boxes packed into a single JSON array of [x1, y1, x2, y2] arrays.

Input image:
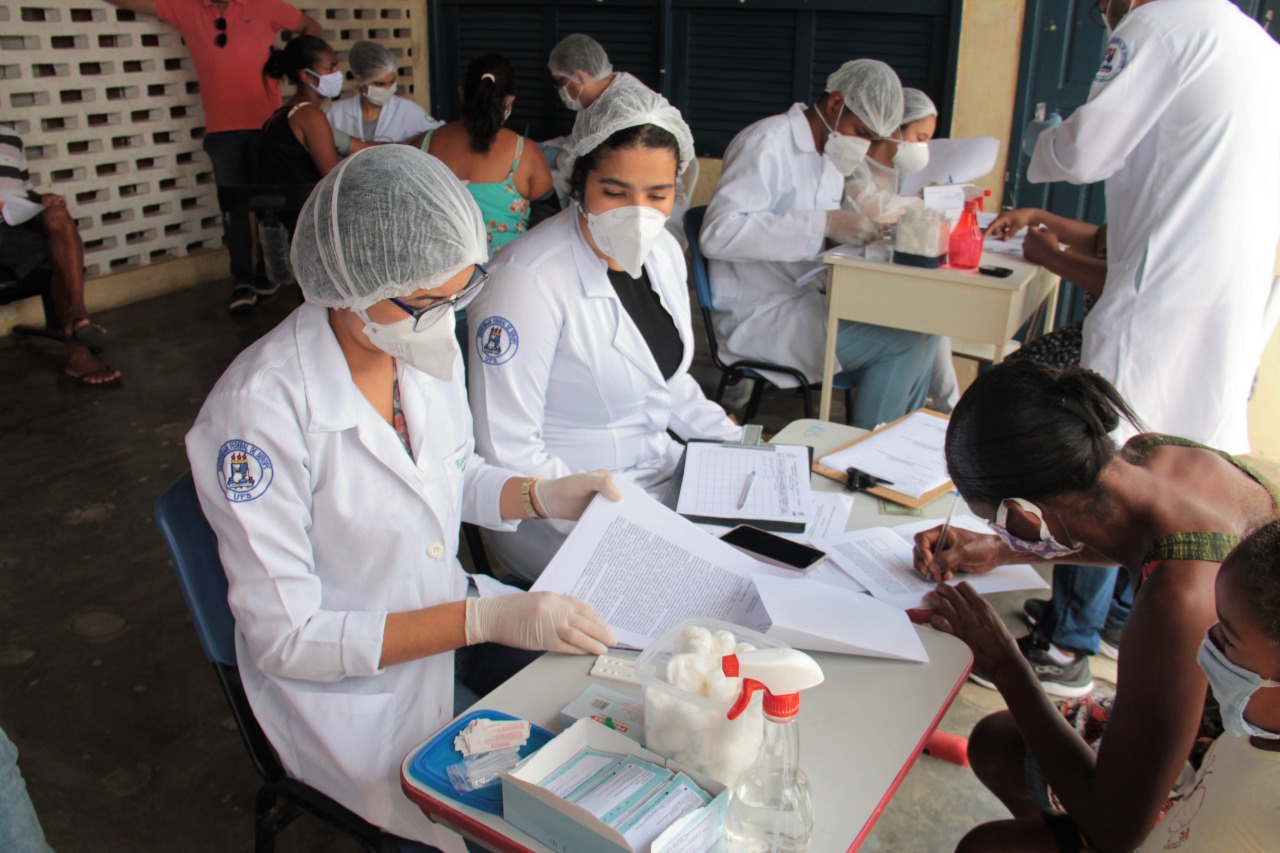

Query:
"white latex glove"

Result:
[[824, 209, 876, 246], [532, 469, 622, 520], [465, 592, 617, 655]]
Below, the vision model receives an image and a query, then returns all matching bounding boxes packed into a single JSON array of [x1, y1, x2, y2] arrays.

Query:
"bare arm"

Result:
[[100, 0, 158, 17], [294, 11, 323, 36], [291, 105, 343, 177], [518, 138, 554, 203], [1022, 226, 1107, 298]]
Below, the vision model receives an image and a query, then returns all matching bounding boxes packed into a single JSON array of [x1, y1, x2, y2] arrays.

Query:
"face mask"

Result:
[[991, 497, 1084, 559], [307, 69, 344, 100], [556, 79, 584, 111], [581, 205, 669, 279], [363, 82, 396, 106], [1197, 633, 1280, 739], [892, 141, 930, 175], [818, 104, 871, 177], [358, 309, 457, 381]]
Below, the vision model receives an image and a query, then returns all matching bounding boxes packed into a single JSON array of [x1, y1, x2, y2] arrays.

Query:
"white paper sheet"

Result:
[[1, 195, 44, 226], [817, 411, 950, 499], [777, 491, 854, 546], [753, 574, 928, 662], [676, 443, 813, 524], [983, 234, 1025, 256], [823, 518, 1048, 609], [899, 137, 1001, 197]]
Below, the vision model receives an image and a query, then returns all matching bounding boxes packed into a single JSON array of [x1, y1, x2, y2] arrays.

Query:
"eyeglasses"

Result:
[[1087, 1, 1107, 28], [214, 16, 227, 48], [390, 264, 490, 331]]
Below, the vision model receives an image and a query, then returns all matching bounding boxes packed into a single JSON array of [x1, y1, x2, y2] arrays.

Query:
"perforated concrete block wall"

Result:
[[0, 0, 426, 279]]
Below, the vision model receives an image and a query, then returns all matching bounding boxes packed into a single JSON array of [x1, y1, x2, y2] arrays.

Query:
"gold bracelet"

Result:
[[520, 477, 542, 519]]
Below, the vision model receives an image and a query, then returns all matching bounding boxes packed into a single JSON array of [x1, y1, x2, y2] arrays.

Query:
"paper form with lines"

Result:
[[675, 443, 813, 524]]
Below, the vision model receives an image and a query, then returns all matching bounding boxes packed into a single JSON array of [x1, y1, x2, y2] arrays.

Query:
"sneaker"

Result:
[[229, 284, 257, 314], [253, 276, 281, 299], [969, 633, 1095, 699], [1023, 597, 1048, 627], [1097, 624, 1122, 661]]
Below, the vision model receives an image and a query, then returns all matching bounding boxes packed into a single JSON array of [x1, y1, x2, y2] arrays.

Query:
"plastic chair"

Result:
[[154, 472, 395, 853], [684, 206, 857, 423]]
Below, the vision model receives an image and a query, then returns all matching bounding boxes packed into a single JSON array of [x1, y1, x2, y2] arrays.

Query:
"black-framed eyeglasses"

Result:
[[390, 264, 490, 332], [1087, 1, 1107, 28], [214, 16, 227, 48]]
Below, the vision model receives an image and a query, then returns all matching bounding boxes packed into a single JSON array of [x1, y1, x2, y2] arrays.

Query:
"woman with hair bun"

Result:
[[912, 359, 1278, 853], [411, 53, 553, 257]]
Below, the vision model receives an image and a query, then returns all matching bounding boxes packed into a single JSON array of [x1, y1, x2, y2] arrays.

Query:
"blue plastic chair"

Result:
[[685, 206, 857, 423], [154, 472, 394, 853]]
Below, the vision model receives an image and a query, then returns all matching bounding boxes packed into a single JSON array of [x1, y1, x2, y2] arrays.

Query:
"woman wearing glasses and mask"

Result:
[[911, 359, 1277, 853], [466, 87, 741, 584], [325, 40, 440, 143], [186, 147, 620, 851]]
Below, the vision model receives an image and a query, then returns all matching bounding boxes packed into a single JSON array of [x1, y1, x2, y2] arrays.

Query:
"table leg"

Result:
[[820, 281, 840, 422]]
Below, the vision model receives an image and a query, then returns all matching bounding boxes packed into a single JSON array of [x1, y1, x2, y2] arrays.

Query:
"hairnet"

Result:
[[348, 40, 397, 84], [901, 88, 938, 126], [291, 147, 487, 310], [563, 84, 695, 177], [549, 34, 613, 81], [825, 59, 904, 138]]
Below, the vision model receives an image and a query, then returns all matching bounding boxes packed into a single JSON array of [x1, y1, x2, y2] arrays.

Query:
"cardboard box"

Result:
[[501, 719, 723, 853], [560, 684, 645, 743]]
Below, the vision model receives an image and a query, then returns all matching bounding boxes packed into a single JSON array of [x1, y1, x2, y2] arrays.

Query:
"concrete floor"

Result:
[[5, 277, 1249, 852]]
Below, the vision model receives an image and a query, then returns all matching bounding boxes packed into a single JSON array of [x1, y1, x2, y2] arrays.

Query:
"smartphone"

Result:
[[978, 265, 1014, 278], [719, 525, 826, 573]]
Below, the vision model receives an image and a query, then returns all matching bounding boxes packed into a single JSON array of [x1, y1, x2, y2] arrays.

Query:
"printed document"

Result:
[[818, 410, 950, 499], [676, 443, 812, 524]]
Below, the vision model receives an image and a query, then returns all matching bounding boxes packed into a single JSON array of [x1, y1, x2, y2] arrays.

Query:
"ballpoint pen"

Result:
[[737, 471, 756, 510], [934, 490, 961, 555]]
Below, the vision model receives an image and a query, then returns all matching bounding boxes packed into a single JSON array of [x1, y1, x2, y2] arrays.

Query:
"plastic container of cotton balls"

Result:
[[634, 618, 787, 787]]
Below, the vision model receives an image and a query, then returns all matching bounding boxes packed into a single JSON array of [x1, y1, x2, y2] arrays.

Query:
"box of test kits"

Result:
[[500, 718, 723, 853], [560, 684, 645, 744]]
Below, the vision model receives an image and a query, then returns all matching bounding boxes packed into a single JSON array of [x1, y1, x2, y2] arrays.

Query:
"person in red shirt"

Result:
[[102, 0, 322, 313]]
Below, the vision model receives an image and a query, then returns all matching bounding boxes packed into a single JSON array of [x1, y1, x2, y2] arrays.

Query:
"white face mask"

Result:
[[363, 81, 396, 106], [1198, 632, 1280, 740], [307, 69, 344, 100], [358, 309, 457, 381], [892, 141, 930, 175], [818, 103, 871, 177], [556, 78, 584, 111], [581, 205, 669, 279]]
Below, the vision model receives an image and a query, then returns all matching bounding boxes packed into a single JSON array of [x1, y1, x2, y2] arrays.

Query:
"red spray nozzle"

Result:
[[722, 650, 823, 721]]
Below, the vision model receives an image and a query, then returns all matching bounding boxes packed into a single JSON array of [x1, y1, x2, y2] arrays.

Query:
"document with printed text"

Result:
[[676, 442, 813, 526], [818, 411, 950, 500]]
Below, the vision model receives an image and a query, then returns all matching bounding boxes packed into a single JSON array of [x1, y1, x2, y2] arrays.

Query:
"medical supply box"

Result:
[[560, 684, 645, 743], [501, 718, 723, 853]]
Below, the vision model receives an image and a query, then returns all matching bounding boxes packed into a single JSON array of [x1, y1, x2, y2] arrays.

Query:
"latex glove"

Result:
[[984, 207, 1041, 240], [1020, 113, 1062, 159], [532, 470, 621, 520], [824, 209, 876, 246], [465, 592, 617, 655], [1021, 225, 1062, 267]]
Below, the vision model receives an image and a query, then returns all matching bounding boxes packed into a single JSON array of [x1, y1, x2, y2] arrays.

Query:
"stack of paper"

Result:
[[675, 443, 813, 529], [817, 410, 950, 500]]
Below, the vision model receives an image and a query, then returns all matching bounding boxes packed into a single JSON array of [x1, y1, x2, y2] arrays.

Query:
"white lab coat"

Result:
[[700, 103, 846, 386], [325, 94, 441, 142], [1029, 0, 1280, 453], [185, 304, 520, 850], [467, 207, 742, 580]]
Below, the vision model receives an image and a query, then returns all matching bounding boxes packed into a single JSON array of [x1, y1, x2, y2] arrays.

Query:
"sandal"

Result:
[[65, 345, 121, 386], [71, 320, 108, 347]]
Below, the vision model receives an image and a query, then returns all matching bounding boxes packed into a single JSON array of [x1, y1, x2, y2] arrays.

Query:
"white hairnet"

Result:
[[549, 34, 612, 81], [901, 88, 938, 127], [291, 147, 487, 310], [563, 84, 695, 179], [349, 40, 397, 84], [825, 59, 904, 138]]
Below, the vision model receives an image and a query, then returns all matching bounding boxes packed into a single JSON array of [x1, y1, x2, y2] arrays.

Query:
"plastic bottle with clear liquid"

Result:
[[721, 648, 825, 853]]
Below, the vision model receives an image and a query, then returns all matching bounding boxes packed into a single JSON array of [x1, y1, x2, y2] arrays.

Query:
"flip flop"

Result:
[[71, 321, 108, 347], [65, 367, 121, 386]]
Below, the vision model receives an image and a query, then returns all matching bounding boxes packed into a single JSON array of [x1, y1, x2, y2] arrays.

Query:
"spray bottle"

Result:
[[721, 648, 825, 852], [947, 200, 983, 270]]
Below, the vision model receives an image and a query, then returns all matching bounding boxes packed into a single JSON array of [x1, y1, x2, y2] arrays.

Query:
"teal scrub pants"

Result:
[[835, 320, 939, 429]]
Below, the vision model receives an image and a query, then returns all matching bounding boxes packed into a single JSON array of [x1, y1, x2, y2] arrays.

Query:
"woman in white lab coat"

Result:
[[185, 147, 618, 850], [467, 86, 742, 583], [325, 40, 440, 142]]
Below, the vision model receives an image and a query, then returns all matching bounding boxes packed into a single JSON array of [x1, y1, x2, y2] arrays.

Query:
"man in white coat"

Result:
[[1028, 0, 1280, 454], [700, 59, 939, 430]]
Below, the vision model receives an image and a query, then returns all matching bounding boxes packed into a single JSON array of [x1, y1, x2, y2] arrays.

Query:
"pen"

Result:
[[934, 490, 961, 556], [737, 471, 756, 510]]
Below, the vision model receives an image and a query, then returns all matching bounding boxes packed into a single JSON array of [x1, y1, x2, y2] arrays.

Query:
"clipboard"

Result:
[[811, 409, 953, 509], [661, 437, 814, 533]]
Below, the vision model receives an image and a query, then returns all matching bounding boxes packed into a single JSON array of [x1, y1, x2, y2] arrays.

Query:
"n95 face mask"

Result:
[[364, 82, 396, 106], [582, 205, 669, 279], [359, 309, 457, 381], [892, 141, 930, 175], [819, 103, 871, 177]]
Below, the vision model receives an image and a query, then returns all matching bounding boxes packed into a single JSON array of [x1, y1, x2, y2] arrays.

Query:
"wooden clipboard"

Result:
[[811, 409, 953, 509]]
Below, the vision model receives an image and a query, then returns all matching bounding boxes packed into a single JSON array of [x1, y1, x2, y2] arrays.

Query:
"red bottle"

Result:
[[948, 201, 983, 270]]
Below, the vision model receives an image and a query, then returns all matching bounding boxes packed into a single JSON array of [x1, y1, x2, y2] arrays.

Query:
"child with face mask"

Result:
[[1135, 520, 1280, 851]]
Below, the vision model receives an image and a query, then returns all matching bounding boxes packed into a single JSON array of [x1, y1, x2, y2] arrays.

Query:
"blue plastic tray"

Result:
[[407, 710, 554, 816]]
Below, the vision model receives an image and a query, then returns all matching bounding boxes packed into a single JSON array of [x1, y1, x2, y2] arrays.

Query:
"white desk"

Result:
[[819, 251, 1059, 421], [402, 420, 972, 852]]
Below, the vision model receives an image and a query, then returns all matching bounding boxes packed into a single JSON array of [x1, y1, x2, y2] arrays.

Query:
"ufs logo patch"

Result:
[[475, 315, 518, 366], [1096, 38, 1128, 82], [217, 439, 274, 503]]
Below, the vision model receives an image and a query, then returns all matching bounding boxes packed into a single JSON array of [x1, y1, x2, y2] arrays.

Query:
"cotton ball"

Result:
[[679, 626, 714, 657], [666, 655, 706, 694], [661, 725, 691, 755], [734, 642, 757, 654], [706, 670, 742, 705], [712, 630, 738, 656]]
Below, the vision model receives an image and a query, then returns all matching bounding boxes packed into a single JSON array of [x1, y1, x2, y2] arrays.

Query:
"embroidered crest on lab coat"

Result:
[[1096, 38, 1129, 82], [476, 316, 519, 366], [217, 439, 274, 503]]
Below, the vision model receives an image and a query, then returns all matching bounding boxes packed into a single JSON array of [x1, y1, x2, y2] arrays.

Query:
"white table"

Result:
[[402, 420, 972, 852], [819, 251, 1059, 421]]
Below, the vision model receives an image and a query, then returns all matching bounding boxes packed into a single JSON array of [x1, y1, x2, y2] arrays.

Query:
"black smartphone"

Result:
[[978, 265, 1014, 278], [720, 525, 827, 573]]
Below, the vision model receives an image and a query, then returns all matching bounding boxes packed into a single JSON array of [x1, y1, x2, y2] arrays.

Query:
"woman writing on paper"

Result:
[[467, 86, 741, 584], [912, 360, 1277, 852]]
